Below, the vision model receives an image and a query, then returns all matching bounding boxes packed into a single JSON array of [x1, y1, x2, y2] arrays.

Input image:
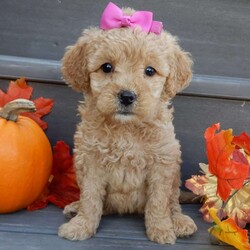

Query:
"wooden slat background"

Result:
[[1, 78, 250, 184], [0, 0, 250, 78]]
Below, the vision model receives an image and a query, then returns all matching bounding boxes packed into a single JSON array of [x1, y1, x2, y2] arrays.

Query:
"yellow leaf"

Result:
[[208, 209, 250, 250]]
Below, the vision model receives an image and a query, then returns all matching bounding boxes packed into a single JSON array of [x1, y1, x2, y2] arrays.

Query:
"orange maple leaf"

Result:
[[0, 78, 32, 105], [27, 141, 80, 211], [0, 78, 53, 130], [208, 209, 250, 250], [23, 97, 54, 130], [205, 123, 249, 201]]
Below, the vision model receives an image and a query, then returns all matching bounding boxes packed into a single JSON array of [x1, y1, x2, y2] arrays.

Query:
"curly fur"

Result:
[[58, 7, 197, 244]]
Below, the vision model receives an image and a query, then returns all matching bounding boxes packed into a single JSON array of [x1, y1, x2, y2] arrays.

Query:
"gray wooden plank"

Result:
[[0, 205, 233, 249], [0, 55, 62, 83], [0, 0, 249, 78], [1, 56, 250, 100], [185, 75, 250, 101], [0, 232, 232, 250]]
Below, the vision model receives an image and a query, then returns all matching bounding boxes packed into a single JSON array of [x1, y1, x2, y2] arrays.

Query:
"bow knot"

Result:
[[100, 2, 163, 35], [121, 16, 132, 26]]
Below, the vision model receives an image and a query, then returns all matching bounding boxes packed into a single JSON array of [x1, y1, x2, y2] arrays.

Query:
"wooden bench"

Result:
[[2, 59, 250, 249], [1, 1, 250, 249]]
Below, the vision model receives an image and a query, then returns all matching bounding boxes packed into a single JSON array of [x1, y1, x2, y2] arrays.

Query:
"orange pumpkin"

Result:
[[0, 99, 52, 213]]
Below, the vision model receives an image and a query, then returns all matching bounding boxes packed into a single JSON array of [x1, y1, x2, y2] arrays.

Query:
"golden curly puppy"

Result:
[[58, 2, 197, 244]]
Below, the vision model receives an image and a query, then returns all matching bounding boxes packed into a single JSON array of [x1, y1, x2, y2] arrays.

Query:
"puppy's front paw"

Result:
[[172, 214, 197, 237], [146, 225, 176, 244], [58, 215, 95, 241]]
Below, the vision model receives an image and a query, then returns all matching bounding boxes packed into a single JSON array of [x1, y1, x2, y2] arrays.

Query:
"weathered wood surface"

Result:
[[1, 0, 250, 78], [1, 55, 250, 100], [0, 204, 233, 249]]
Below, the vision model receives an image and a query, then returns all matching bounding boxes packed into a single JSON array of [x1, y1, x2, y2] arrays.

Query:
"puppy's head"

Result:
[[62, 5, 192, 123]]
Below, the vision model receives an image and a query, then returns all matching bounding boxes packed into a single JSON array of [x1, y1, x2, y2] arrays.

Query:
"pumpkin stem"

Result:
[[0, 99, 36, 122]]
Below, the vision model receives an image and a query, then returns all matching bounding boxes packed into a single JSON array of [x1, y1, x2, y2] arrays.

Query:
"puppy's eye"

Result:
[[145, 66, 156, 77], [101, 63, 113, 73]]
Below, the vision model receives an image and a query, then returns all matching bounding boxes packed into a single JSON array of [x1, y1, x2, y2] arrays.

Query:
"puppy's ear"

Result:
[[163, 45, 193, 99], [61, 29, 100, 93]]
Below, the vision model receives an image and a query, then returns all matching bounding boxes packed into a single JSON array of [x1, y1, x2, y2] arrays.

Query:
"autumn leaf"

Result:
[[23, 97, 54, 130], [233, 132, 250, 156], [27, 141, 80, 211], [0, 78, 32, 106], [186, 164, 250, 227], [0, 78, 53, 130], [232, 149, 250, 166], [208, 209, 250, 250], [27, 183, 50, 211], [205, 123, 249, 201], [185, 175, 207, 196], [185, 163, 224, 223], [47, 141, 80, 208]]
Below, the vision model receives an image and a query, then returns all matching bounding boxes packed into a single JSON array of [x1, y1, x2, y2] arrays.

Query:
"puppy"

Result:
[[58, 2, 197, 244]]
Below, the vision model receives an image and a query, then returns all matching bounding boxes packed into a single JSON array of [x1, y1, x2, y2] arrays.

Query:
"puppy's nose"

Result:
[[118, 90, 137, 106]]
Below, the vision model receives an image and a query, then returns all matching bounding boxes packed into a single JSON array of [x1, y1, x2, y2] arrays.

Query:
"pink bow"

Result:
[[100, 2, 163, 35]]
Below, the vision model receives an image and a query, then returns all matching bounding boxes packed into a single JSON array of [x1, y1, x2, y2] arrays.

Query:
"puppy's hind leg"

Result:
[[63, 200, 80, 219]]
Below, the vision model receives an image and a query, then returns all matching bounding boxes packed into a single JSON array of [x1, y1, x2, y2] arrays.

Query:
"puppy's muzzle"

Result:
[[118, 90, 137, 107]]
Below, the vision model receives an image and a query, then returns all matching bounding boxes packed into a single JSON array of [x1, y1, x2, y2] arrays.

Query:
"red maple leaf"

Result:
[[205, 123, 249, 201], [27, 141, 80, 211], [233, 132, 250, 155], [47, 141, 80, 208], [26, 184, 50, 211], [0, 78, 53, 130], [0, 78, 32, 105], [22, 97, 54, 130]]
